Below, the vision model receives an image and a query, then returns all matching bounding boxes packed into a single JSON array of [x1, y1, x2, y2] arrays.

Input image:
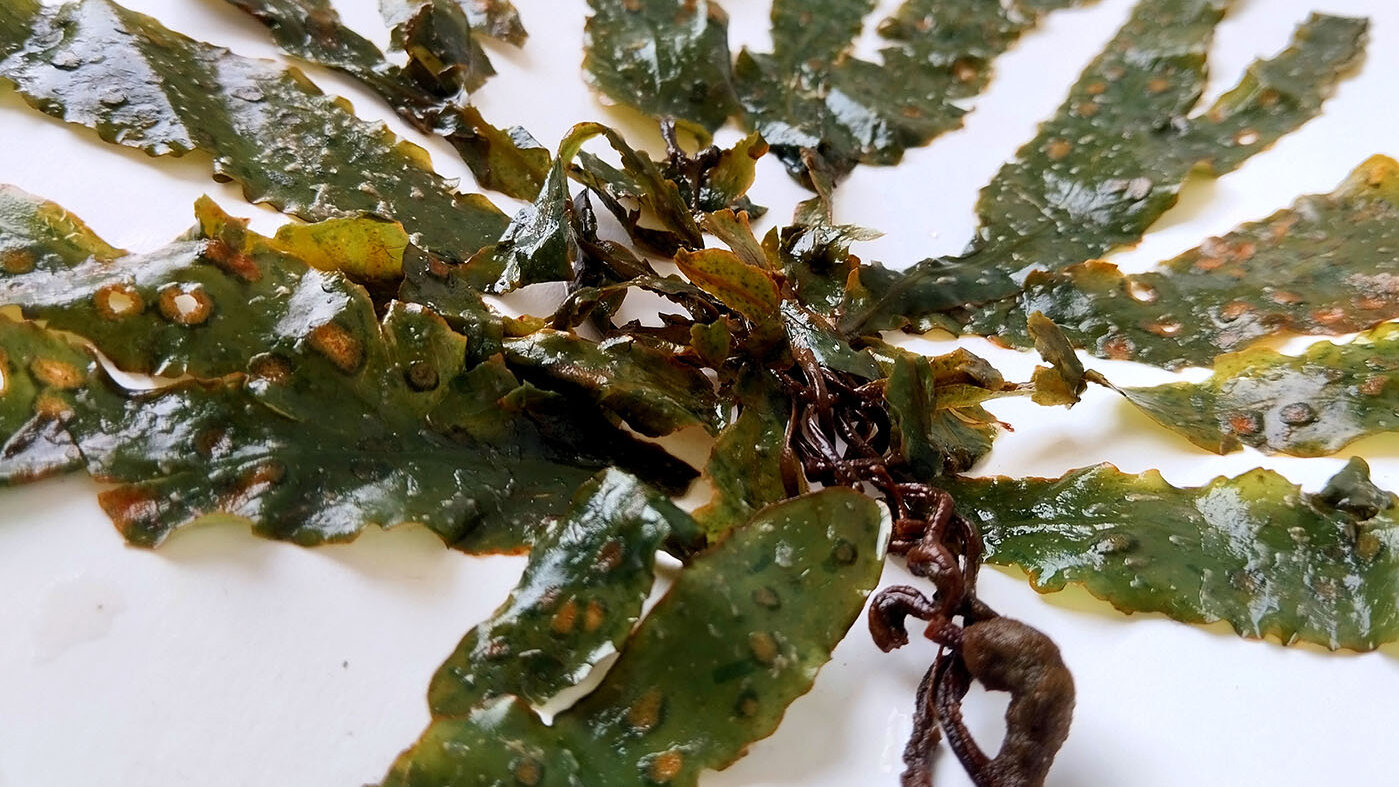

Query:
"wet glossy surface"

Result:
[[952, 459, 1399, 651], [1124, 322, 1399, 457], [845, 2, 1365, 335], [0, 0, 510, 259], [385, 488, 885, 787]]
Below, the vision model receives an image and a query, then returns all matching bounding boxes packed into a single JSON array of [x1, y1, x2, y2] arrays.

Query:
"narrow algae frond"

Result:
[[383, 488, 886, 787], [951, 460, 1399, 651]]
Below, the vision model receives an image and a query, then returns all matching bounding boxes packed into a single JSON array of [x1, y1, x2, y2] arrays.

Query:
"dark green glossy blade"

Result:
[[381, 696, 580, 787], [0, 194, 695, 550], [842, 6, 1367, 334], [0, 310, 609, 552], [781, 301, 881, 380], [738, 0, 1081, 181], [871, 343, 1012, 478], [582, 0, 738, 133], [222, 0, 549, 200], [462, 0, 527, 46], [429, 468, 702, 715], [692, 370, 791, 537], [985, 156, 1399, 369], [0, 0, 509, 260], [950, 459, 1399, 651], [385, 487, 886, 786], [1, 193, 391, 380], [0, 183, 124, 275], [0, 315, 89, 482], [502, 329, 722, 437], [380, 0, 494, 93], [777, 196, 881, 317], [554, 487, 884, 782], [1122, 323, 1399, 457], [396, 247, 505, 364], [221, 0, 389, 85], [463, 127, 596, 292]]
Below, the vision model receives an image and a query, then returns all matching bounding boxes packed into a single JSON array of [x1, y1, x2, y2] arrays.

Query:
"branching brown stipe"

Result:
[[779, 345, 1075, 787]]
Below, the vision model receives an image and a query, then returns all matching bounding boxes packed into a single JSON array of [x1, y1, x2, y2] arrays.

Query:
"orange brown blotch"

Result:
[[203, 238, 263, 283], [646, 750, 684, 783], [550, 598, 579, 635], [1228, 412, 1261, 436], [94, 283, 145, 319], [627, 688, 665, 732], [30, 357, 84, 389], [594, 539, 624, 572], [158, 284, 215, 326], [1311, 307, 1348, 326], [1359, 375, 1388, 396], [34, 392, 74, 419], [512, 759, 541, 786], [231, 461, 287, 502], [748, 631, 780, 665], [583, 600, 606, 632], [309, 322, 364, 374], [1100, 334, 1134, 361], [1218, 301, 1253, 322], [1144, 319, 1182, 337], [101, 486, 164, 538], [248, 353, 294, 384], [0, 249, 35, 274], [952, 58, 979, 83]]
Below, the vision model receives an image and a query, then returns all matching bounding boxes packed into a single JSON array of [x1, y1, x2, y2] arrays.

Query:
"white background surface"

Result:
[[2, 0, 1398, 785]]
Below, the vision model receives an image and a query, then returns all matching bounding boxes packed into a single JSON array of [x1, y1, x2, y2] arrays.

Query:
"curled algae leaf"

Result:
[[460, 0, 527, 46], [1025, 312, 1109, 407], [222, 0, 549, 200], [502, 329, 724, 438], [949, 459, 1399, 651], [467, 120, 758, 293], [1122, 323, 1399, 457], [379, 0, 497, 94], [841, 4, 1367, 335], [429, 468, 703, 715], [0, 0, 509, 260], [982, 156, 1399, 369], [382, 488, 886, 787]]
